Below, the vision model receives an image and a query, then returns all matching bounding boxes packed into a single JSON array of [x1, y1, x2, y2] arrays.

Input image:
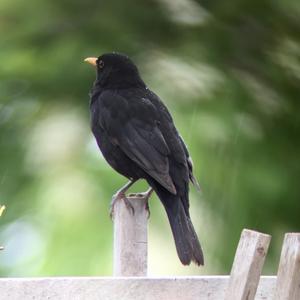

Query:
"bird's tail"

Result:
[[165, 199, 204, 266], [150, 182, 204, 265]]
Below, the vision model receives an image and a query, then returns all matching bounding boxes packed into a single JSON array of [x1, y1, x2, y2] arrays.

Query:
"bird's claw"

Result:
[[145, 200, 150, 219], [109, 192, 121, 219], [110, 192, 135, 220], [110, 187, 153, 220], [128, 190, 152, 219]]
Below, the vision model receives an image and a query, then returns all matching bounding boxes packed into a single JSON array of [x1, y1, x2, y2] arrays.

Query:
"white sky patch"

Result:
[[157, 0, 210, 26], [38, 170, 96, 221], [0, 219, 46, 275], [25, 107, 87, 173], [86, 136, 105, 161], [146, 53, 224, 101]]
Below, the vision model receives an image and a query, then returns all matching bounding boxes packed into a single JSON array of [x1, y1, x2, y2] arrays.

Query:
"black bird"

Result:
[[85, 53, 204, 266]]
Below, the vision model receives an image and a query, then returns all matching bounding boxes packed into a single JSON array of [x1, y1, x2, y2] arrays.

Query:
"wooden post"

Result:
[[224, 229, 271, 300], [274, 233, 300, 300], [113, 196, 148, 276]]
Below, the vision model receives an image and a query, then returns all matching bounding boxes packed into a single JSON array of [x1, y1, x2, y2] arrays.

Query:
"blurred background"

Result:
[[0, 0, 300, 276]]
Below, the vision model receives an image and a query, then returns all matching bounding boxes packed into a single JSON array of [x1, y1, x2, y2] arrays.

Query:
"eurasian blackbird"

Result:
[[85, 53, 204, 266]]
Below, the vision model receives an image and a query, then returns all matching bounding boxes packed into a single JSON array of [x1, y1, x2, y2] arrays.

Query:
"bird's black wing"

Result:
[[146, 90, 200, 190], [97, 90, 177, 194]]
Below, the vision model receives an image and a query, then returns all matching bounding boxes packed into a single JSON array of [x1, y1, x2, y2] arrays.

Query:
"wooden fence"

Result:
[[0, 196, 299, 300]]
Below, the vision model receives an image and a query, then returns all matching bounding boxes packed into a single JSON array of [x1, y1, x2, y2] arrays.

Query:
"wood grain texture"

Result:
[[113, 196, 148, 276], [0, 276, 276, 300], [225, 229, 271, 300], [274, 233, 300, 300]]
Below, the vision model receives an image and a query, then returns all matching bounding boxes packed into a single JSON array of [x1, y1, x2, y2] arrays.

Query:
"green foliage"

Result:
[[0, 0, 299, 275]]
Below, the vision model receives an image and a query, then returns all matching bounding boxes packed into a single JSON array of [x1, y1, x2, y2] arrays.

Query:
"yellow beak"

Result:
[[84, 57, 97, 66]]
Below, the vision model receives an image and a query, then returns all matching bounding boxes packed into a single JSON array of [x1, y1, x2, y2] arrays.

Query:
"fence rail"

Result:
[[0, 196, 299, 300], [0, 276, 276, 300]]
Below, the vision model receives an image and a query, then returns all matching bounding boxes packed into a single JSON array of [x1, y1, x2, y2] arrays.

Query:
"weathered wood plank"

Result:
[[224, 229, 271, 300], [113, 196, 148, 276], [274, 233, 300, 300], [0, 276, 276, 300]]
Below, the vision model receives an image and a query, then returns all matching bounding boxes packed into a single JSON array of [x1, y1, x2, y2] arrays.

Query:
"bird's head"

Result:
[[84, 52, 145, 89]]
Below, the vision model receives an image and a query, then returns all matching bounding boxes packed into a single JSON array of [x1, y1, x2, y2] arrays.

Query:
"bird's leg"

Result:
[[128, 187, 153, 218], [110, 179, 136, 219]]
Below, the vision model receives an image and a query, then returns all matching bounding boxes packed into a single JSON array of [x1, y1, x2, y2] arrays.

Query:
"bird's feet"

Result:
[[110, 184, 153, 220], [109, 180, 136, 219], [128, 188, 153, 218], [110, 191, 135, 219]]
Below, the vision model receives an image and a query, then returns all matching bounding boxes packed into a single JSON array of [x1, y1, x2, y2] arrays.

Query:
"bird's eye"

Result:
[[98, 60, 104, 69]]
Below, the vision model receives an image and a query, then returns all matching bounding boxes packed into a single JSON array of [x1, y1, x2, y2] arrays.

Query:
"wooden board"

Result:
[[274, 233, 300, 300], [0, 276, 276, 300], [225, 229, 271, 300]]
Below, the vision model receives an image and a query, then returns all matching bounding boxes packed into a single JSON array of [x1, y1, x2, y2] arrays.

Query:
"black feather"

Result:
[[149, 178, 204, 265]]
